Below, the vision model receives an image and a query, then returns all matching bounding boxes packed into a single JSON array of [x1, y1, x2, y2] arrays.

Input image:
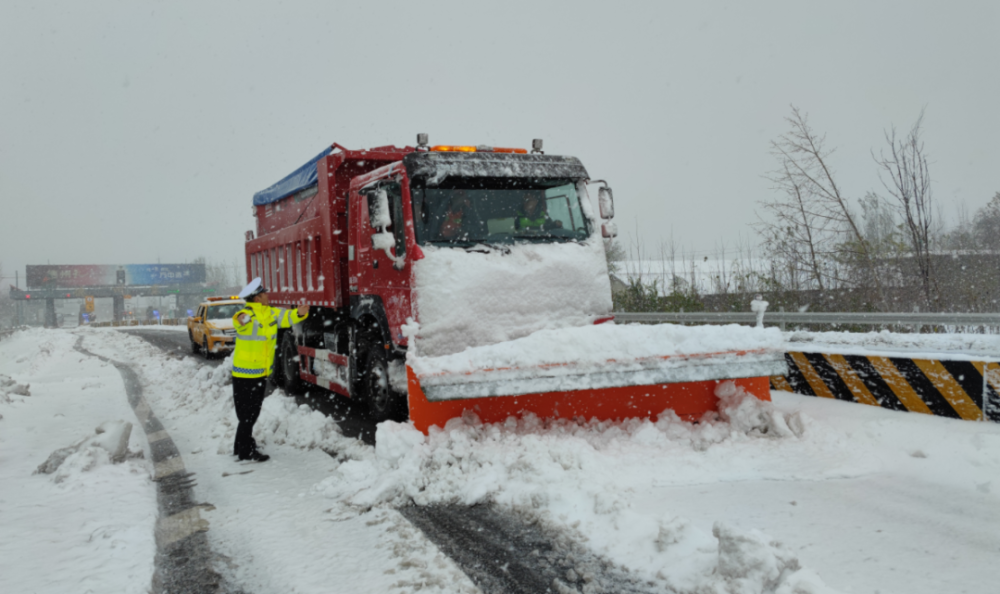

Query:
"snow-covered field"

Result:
[[0, 330, 156, 594], [2, 327, 999, 593]]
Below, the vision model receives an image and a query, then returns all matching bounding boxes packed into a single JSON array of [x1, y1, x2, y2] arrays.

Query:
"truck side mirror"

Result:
[[598, 186, 615, 219], [369, 189, 392, 229]]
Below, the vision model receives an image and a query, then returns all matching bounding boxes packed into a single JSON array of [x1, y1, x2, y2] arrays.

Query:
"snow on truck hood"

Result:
[[410, 239, 613, 358]]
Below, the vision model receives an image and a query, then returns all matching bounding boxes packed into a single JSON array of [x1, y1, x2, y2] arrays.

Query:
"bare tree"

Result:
[[757, 106, 885, 307], [874, 112, 939, 308], [973, 192, 1000, 252], [757, 166, 828, 290]]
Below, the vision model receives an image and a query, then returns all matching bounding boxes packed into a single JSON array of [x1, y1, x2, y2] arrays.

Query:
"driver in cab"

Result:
[[515, 194, 562, 232], [439, 193, 473, 240]]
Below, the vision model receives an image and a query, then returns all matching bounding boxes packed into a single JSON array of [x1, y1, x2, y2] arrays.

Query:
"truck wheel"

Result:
[[202, 336, 212, 359], [279, 332, 305, 394], [364, 343, 405, 422], [190, 331, 200, 354]]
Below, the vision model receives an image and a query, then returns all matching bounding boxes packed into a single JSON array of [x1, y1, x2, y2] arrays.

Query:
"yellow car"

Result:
[[187, 296, 245, 358]]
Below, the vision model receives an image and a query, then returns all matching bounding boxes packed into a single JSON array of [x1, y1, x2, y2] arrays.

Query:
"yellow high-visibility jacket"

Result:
[[231, 302, 308, 379]]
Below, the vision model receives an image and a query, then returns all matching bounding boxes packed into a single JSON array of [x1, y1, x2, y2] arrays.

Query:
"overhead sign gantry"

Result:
[[10, 264, 210, 325]]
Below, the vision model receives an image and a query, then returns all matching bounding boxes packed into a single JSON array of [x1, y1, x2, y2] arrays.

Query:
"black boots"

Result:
[[239, 451, 270, 462]]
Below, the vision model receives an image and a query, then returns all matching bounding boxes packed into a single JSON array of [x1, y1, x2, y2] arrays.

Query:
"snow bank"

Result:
[[35, 419, 135, 478], [318, 382, 817, 511], [314, 383, 846, 591], [411, 239, 613, 357], [0, 329, 156, 594], [706, 522, 837, 594], [0, 373, 31, 401]]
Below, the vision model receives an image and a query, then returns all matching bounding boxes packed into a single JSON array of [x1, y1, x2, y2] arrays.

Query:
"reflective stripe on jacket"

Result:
[[231, 302, 308, 379]]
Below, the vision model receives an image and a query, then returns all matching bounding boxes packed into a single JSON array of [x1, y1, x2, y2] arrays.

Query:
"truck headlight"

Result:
[[209, 328, 226, 336]]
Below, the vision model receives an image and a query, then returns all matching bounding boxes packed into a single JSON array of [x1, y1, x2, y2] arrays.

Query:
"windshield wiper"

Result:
[[465, 243, 511, 255]]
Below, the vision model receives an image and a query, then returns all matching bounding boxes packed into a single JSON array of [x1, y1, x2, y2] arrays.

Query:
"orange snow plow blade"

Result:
[[406, 349, 785, 434]]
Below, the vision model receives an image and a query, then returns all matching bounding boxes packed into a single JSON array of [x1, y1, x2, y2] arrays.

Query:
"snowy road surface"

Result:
[[121, 326, 225, 367], [2, 327, 999, 593]]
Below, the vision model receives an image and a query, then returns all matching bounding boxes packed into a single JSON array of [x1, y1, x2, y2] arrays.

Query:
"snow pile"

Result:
[[35, 420, 136, 480], [0, 373, 31, 416], [318, 383, 813, 512], [411, 239, 612, 357], [240, 394, 368, 456], [704, 523, 836, 594], [0, 373, 31, 400], [313, 384, 847, 591], [715, 381, 804, 438]]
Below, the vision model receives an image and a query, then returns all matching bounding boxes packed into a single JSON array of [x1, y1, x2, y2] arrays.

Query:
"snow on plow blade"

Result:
[[405, 325, 788, 433]]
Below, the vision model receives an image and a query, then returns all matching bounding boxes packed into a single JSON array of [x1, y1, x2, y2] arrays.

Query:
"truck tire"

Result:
[[190, 331, 200, 354], [363, 342, 405, 422], [202, 336, 212, 359], [279, 332, 305, 394]]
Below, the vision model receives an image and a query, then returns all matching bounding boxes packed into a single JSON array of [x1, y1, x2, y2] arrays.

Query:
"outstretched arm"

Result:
[[274, 304, 309, 329]]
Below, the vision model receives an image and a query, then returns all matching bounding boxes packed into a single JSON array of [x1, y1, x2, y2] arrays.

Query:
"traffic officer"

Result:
[[230, 277, 309, 462]]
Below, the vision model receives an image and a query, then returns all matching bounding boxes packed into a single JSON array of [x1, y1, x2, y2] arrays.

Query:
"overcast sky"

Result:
[[2, 0, 997, 286]]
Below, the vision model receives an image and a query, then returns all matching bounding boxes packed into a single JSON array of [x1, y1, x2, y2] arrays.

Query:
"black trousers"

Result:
[[232, 376, 268, 459]]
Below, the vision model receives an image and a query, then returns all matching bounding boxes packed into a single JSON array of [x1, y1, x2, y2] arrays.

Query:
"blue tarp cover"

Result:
[[252, 146, 333, 206]]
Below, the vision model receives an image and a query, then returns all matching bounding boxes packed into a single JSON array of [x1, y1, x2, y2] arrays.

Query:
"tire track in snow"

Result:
[[400, 505, 663, 594], [74, 337, 225, 594]]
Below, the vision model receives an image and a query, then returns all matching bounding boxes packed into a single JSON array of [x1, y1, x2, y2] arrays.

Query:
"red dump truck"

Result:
[[244, 136, 782, 431]]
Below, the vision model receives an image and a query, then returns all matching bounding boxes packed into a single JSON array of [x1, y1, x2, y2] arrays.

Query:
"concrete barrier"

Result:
[[772, 352, 1000, 423]]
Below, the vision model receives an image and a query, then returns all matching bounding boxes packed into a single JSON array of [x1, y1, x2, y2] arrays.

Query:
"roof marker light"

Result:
[[430, 145, 527, 154]]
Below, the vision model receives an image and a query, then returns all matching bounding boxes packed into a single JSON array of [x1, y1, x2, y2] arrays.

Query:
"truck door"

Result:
[[193, 305, 205, 342], [356, 177, 414, 347]]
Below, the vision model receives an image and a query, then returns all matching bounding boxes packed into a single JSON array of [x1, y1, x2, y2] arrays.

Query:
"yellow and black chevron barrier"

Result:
[[771, 352, 1000, 423]]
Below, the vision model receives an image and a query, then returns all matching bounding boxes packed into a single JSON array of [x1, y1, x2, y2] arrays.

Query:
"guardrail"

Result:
[[89, 319, 185, 328], [612, 311, 1000, 330]]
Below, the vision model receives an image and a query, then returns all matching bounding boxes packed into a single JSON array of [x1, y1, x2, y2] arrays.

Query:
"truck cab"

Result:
[[348, 150, 613, 358]]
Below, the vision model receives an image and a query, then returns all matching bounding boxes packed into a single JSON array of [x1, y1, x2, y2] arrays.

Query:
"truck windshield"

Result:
[[411, 178, 589, 246]]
